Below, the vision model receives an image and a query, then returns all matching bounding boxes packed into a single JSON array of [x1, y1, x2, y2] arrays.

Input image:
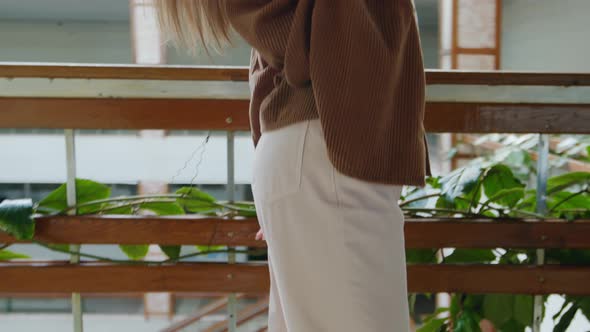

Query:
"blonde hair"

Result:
[[155, 0, 232, 54]]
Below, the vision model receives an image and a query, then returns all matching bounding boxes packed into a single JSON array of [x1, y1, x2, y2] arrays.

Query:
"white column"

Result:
[[129, 0, 173, 320]]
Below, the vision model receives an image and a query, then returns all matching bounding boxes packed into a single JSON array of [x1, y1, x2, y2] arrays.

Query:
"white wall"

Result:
[[0, 21, 132, 63], [166, 37, 252, 66], [420, 25, 440, 69], [0, 18, 439, 68], [501, 0, 590, 71], [0, 20, 251, 65], [0, 134, 255, 185]]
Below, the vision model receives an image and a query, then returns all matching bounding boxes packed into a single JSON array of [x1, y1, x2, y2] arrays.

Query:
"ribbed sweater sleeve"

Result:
[[308, 1, 429, 182]]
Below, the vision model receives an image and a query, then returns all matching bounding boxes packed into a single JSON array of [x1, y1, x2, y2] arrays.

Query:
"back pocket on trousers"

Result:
[[252, 121, 310, 203]]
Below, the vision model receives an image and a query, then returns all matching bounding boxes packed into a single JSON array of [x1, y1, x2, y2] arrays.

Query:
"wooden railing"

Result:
[[1, 217, 590, 295], [0, 64, 589, 315], [1, 64, 589, 132], [2, 216, 590, 249]]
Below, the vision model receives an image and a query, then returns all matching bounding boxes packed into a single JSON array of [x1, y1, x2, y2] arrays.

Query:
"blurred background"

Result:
[[0, 0, 589, 331]]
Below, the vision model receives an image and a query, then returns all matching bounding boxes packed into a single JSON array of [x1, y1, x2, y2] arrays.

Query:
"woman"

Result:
[[157, 1, 431, 331]]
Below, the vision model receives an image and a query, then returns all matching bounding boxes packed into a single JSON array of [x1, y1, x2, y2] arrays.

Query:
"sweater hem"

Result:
[[331, 161, 427, 188]]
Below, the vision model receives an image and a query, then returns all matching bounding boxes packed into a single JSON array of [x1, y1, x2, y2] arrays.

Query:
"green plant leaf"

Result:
[[0, 199, 34, 240], [481, 210, 497, 217], [159, 245, 181, 260], [103, 205, 134, 215], [422, 307, 451, 323], [553, 299, 572, 321], [482, 165, 524, 206], [547, 172, 590, 194], [484, 188, 525, 209], [450, 294, 461, 322], [548, 191, 590, 215], [196, 245, 226, 253], [553, 303, 578, 332], [465, 183, 482, 212], [236, 209, 256, 217], [445, 249, 495, 264], [546, 249, 590, 265], [226, 202, 257, 217], [38, 179, 111, 214], [499, 318, 525, 332], [483, 294, 513, 327], [576, 297, 590, 321], [464, 294, 485, 310], [0, 249, 30, 260], [406, 249, 438, 264], [513, 295, 533, 326], [140, 201, 185, 215], [175, 187, 219, 213], [499, 250, 526, 264], [440, 165, 483, 202], [453, 309, 481, 332], [426, 176, 442, 189], [516, 189, 537, 212], [417, 318, 447, 332], [45, 244, 70, 252], [436, 195, 456, 210], [119, 245, 149, 260]]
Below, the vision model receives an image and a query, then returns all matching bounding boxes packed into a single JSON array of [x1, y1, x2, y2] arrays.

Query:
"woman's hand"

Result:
[[255, 228, 265, 241]]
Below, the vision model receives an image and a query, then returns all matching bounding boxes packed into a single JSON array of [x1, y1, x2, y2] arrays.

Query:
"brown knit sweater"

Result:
[[226, 0, 432, 187]]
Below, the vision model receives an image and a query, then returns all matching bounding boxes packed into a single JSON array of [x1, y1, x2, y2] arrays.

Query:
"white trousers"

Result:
[[252, 119, 410, 332]]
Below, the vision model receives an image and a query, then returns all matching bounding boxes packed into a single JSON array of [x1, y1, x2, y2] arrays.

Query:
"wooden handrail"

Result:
[[0, 98, 252, 131], [1, 216, 589, 249], [0, 98, 588, 133], [1, 64, 589, 133], [427, 70, 590, 86], [0, 292, 257, 299], [424, 103, 590, 134], [0, 262, 268, 293], [0, 63, 250, 81], [1, 262, 589, 295], [2, 63, 590, 86]]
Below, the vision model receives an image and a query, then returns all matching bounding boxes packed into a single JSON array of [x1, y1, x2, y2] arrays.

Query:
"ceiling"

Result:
[[0, 0, 438, 25]]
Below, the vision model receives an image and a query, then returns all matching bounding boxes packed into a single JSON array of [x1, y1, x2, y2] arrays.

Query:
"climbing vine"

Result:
[[0, 151, 589, 331]]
